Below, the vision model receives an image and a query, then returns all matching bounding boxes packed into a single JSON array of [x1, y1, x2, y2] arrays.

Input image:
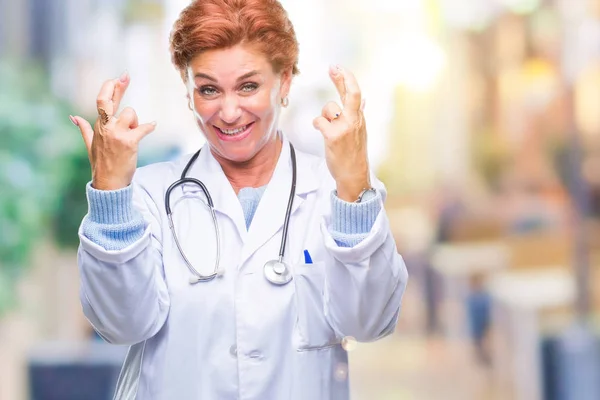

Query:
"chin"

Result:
[[210, 141, 258, 163], [222, 148, 255, 163]]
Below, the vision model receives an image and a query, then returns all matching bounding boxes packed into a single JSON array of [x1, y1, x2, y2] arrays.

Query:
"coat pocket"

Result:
[[293, 262, 340, 351]]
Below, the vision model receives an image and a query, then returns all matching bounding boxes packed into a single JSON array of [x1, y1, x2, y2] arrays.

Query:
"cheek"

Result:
[[193, 99, 219, 124], [246, 90, 278, 117]]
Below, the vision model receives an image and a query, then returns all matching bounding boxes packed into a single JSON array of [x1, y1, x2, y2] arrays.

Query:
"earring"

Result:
[[281, 97, 289, 108]]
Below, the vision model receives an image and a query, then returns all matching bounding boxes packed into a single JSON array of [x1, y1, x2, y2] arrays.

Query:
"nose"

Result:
[[218, 95, 242, 124]]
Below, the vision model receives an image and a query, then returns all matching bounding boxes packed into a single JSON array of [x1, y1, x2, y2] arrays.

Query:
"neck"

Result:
[[214, 136, 283, 194]]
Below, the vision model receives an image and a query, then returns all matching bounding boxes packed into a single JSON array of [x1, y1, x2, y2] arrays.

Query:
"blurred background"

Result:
[[1, 0, 600, 399]]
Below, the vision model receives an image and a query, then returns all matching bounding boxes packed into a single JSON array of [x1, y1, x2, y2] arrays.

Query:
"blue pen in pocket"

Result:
[[303, 249, 313, 264]]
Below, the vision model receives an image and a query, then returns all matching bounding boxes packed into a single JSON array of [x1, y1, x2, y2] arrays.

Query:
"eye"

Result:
[[240, 82, 258, 93], [198, 86, 219, 97]]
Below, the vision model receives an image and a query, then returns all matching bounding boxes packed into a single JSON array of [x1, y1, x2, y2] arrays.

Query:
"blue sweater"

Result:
[[82, 183, 381, 250]]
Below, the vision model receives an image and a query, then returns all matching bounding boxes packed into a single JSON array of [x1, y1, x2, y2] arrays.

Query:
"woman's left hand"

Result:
[[313, 65, 370, 203]]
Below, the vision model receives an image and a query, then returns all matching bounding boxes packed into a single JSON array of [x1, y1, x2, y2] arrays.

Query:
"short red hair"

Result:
[[170, 0, 299, 81]]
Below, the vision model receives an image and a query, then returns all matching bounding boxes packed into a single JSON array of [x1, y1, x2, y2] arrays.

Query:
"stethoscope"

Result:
[[165, 142, 297, 286]]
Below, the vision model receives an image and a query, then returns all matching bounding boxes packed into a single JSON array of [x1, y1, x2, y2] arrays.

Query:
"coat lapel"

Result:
[[181, 144, 247, 242], [240, 139, 320, 267]]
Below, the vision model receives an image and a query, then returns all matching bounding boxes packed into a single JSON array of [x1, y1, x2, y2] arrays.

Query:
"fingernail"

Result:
[[69, 115, 79, 127], [329, 64, 339, 76], [151, 121, 157, 126], [361, 99, 366, 111], [119, 70, 129, 83]]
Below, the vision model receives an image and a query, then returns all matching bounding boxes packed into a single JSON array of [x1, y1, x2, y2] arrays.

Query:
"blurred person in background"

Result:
[[495, 169, 565, 235], [69, 0, 408, 398]]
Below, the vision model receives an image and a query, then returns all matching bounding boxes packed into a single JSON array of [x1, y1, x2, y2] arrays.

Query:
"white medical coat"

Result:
[[78, 139, 408, 399]]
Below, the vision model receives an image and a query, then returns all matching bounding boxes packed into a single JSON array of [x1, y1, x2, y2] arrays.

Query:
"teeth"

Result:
[[220, 125, 247, 135]]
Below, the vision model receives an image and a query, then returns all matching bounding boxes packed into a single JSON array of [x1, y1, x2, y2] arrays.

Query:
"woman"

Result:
[[71, 0, 408, 398]]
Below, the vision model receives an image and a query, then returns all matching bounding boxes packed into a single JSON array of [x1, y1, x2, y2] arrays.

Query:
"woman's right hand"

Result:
[[70, 72, 157, 191]]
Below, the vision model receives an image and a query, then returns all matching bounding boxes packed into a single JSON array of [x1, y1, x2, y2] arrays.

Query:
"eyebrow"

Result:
[[194, 70, 260, 83]]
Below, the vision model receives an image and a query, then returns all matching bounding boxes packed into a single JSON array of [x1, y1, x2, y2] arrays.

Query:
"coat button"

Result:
[[229, 345, 237, 357]]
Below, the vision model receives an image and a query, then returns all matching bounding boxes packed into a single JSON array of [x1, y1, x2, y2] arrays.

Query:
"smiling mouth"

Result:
[[215, 122, 254, 136]]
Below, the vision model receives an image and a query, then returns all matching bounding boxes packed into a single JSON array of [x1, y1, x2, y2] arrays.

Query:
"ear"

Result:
[[279, 67, 293, 99]]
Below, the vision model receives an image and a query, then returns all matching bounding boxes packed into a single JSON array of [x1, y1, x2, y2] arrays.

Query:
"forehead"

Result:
[[189, 44, 274, 79]]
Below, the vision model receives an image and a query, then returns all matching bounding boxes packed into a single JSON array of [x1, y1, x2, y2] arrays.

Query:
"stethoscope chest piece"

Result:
[[264, 260, 293, 285]]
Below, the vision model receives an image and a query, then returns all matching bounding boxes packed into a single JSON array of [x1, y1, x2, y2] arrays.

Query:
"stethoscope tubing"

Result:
[[278, 143, 297, 263], [165, 176, 220, 283]]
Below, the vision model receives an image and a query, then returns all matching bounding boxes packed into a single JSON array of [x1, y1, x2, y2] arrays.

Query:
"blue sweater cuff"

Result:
[[81, 182, 146, 251], [87, 182, 137, 224], [329, 190, 382, 247]]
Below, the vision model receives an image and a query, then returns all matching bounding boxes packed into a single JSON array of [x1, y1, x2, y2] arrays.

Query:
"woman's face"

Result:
[[187, 44, 291, 163]]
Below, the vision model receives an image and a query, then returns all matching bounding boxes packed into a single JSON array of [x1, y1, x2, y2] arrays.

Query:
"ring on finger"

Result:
[[98, 108, 111, 125], [324, 109, 341, 121], [322, 101, 342, 122]]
